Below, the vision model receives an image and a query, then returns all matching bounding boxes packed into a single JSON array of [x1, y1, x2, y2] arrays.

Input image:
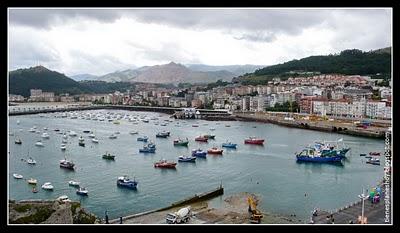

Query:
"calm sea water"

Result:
[[8, 110, 384, 221]]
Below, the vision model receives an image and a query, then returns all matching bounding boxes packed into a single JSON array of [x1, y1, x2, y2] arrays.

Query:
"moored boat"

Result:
[[156, 132, 169, 138], [178, 156, 196, 162], [173, 138, 189, 146], [360, 153, 367, 156], [195, 136, 208, 142], [35, 141, 44, 147], [78, 141, 85, 147], [76, 187, 89, 196], [13, 173, 23, 179], [244, 137, 264, 145], [203, 134, 216, 139], [137, 136, 149, 142], [154, 159, 177, 168], [222, 142, 237, 149], [15, 138, 22, 144], [129, 131, 139, 135], [369, 152, 381, 156], [68, 180, 80, 187], [92, 138, 99, 143], [41, 182, 54, 190], [60, 158, 75, 170], [69, 131, 77, 136], [366, 158, 380, 165], [139, 146, 156, 153], [207, 147, 223, 154], [102, 152, 116, 160], [60, 144, 67, 150], [27, 178, 37, 184], [27, 157, 36, 165], [109, 134, 117, 139], [117, 175, 138, 189], [41, 132, 50, 139], [295, 148, 343, 163], [191, 149, 207, 158]]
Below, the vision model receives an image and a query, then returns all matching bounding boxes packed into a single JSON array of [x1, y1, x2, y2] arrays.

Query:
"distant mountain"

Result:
[[9, 66, 136, 97], [95, 62, 236, 84], [186, 64, 265, 76], [70, 73, 98, 81], [9, 66, 89, 97], [234, 48, 391, 84], [371, 47, 391, 54]]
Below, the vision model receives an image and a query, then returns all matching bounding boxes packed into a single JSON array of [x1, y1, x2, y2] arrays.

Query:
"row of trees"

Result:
[[265, 101, 300, 112]]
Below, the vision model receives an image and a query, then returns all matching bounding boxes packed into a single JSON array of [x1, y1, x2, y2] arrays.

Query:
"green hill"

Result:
[[9, 66, 89, 97], [234, 48, 391, 85]]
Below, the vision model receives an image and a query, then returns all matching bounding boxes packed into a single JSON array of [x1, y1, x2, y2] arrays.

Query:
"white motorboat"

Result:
[[41, 133, 50, 139], [68, 180, 80, 187], [76, 187, 89, 196], [69, 131, 77, 136], [27, 178, 37, 184], [43, 127, 48, 131], [41, 182, 54, 190], [13, 173, 23, 179], [28, 128, 36, 132], [57, 195, 71, 202], [109, 134, 117, 139], [89, 133, 95, 138], [60, 144, 67, 150], [35, 141, 44, 147], [27, 158, 37, 165], [92, 138, 99, 143], [129, 131, 139, 135]]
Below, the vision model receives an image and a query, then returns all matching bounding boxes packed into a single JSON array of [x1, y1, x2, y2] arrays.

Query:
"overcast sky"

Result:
[[9, 8, 392, 76]]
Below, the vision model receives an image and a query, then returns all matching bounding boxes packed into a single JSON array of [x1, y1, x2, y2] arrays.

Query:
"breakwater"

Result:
[[235, 114, 386, 139], [108, 185, 223, 223]]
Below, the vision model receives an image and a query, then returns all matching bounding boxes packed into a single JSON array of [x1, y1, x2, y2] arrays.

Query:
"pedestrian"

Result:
[[326, 215, 331, 224], [120, 216, 123, 224], [105, 210, 109, 224]]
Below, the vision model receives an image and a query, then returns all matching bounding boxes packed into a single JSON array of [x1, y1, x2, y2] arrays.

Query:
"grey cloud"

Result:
[[234, 31, 276, 43]]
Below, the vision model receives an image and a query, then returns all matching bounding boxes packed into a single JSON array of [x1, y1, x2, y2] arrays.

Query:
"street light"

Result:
[[358, 187, 368, 224]]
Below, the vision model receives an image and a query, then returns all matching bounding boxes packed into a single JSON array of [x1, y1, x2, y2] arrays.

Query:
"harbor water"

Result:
[[8, 110, 384, 221]]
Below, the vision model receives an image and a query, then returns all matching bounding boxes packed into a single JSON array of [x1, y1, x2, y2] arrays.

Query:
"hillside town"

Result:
[[9, 74, 392, 120]]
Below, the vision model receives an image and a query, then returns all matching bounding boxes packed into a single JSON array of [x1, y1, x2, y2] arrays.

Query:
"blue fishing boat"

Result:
[[191, 149, 207, 158], [137, 136, 149, 142], [139, 146, 156, 153], [295, 148, 343, 163], [178, 156, 196, 162], [117, 175, 138, 189], [222, 142, 237, 149]]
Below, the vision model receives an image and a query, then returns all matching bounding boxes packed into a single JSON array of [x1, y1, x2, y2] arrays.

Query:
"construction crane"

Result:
[[247, 196, 263, 224]]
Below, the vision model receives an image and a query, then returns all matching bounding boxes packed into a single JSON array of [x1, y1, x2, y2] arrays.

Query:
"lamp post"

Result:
[[358, 187, 367, 224]]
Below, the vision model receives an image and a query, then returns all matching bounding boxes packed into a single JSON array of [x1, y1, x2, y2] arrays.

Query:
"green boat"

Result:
[[173, 138, 189, 146], [102, 152, 115, 160]]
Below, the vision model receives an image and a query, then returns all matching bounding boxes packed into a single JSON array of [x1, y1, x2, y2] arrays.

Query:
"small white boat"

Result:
[[63, 134, 68, 139], [88, 133, 95, 138], [41, 182, 54, 190], [57, 195, 71, 202], [129, 131, 138, 135], [41, 133, 50, 139], [60, 144, 67, 150], [27, 178, 37, 184], [78, 136, 84, 141], [28, 128, 36, 132], [13, 173, 23, 179], [68, 180, 80, 187], [76, 187, 89, 196], [43, 127, 48, 131], [69, 131, 77, 136], [27, 158, 36, 165], [109, 134, 117, 139], [17, 120, 20, 125], [92, 138, 99, 143], [9, 131, 14, 136], [35, 141, 44, 147]]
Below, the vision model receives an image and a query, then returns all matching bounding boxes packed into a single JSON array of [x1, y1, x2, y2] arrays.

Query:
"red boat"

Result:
[[369, 152, 381, 156], [207, 147, 223, 154], [195, 136, 208, 142], [154, 159, 177, 168], [244, 137, 265, 145]]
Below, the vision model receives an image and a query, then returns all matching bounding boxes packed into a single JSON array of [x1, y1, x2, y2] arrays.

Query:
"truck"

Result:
[[166, 206, 192, 224]]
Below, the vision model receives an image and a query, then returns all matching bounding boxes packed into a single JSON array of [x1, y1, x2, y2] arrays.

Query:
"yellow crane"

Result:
[[247, 196, 263, 224]]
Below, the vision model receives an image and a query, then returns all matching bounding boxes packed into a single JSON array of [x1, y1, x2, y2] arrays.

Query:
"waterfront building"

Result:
[[29, 89, 55, 102], [9, 94, 25, 102]]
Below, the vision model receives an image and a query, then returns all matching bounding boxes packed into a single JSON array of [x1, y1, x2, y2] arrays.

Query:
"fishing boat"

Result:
[[76, 187, 89, 196], [92, 138, 99, 143], [156, 132, 169, 138], [173, 138, 189, 146], [203, 134, 216, 139], [366, 158, 380, 165], [60, 158, 75, 170], [137, 136, 149, 142], [13, 173, 23, 179], [369, 152, 381, 156], [60, 144, 67, 150], [139, 146, 156, 153], [35, 141, 44, 147], [27, 178, 37, 185], [222, 142, 237, 149], [117, 175, 138, 189], [154, 159, 177, 168], [207, 147, 223, 155], [191, 149, 207, 158], [69, 131, 77, 136], [102, 152, 116, 160], [295, 148, 343, 163], [68, 180, 80, 187], [15, 138, 22, 144], [109, 134, 117, 139], [41, 182, 54, 190], [244, 137, 264, 145], [178, 156, 196, 162], [312, 139, 350, 158], [27, 157, 36, 165], [129, 131, 139, 135], [195, 136, 208, 142]]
